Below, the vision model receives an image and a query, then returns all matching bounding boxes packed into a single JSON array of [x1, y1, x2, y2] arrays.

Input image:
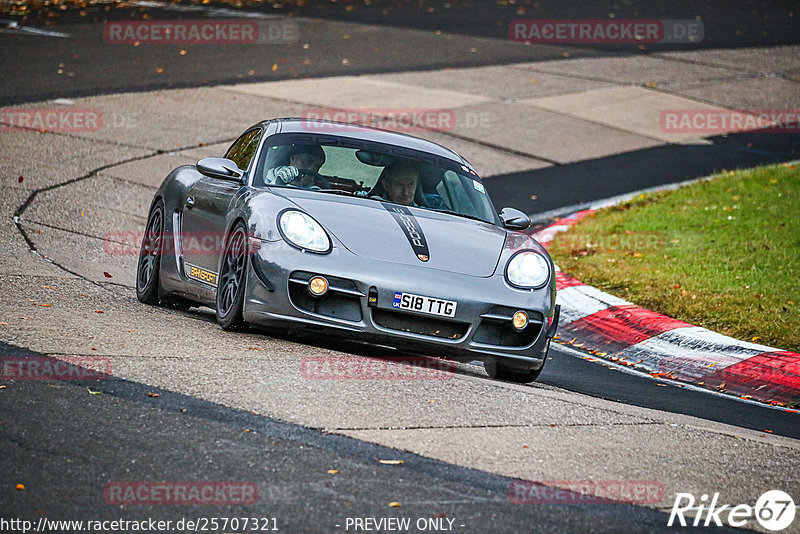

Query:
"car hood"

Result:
[[277, 190, 507, 277]]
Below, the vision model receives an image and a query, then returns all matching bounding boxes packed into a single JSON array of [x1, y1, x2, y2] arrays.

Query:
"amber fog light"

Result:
[[308, 276, 329, 296], [512, 311, 529, 331]]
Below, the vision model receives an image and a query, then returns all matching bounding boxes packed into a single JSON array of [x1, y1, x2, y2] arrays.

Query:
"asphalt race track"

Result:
[[1, 1, 799, 533]]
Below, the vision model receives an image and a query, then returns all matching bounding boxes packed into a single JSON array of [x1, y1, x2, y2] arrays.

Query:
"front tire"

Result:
[[136, 199, 165, 305], [216, 221, 249, 331], [484, 340, 549, 383]]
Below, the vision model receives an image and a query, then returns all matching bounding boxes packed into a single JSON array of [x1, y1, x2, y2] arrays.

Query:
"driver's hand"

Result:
[[297, 171, 315, 188], [273, 165, 300, 184]]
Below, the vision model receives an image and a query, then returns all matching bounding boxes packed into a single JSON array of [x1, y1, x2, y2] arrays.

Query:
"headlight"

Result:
[[506, 251, 550, 289], [278, 210, 331, 253]]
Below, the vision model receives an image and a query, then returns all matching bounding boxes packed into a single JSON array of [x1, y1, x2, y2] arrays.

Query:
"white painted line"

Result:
[[132, 1, 288, 19], [0, 19, 70, 38], [557, 284, 632, 326]]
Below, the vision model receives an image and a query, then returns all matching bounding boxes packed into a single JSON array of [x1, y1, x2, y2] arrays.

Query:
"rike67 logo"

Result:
[[669, 490, 795, 531]]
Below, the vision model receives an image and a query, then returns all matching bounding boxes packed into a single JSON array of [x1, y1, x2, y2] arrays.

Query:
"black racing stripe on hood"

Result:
[[381, 203, 430, 262]]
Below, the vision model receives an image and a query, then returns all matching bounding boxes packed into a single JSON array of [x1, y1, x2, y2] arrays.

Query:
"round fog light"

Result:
[[512, 311, 528, 331], [308, 276, 329, 296]]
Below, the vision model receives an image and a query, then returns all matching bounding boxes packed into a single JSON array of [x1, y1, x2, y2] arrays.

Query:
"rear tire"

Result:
[[136, 199, 165, 305], [216, 221, 249, 331]]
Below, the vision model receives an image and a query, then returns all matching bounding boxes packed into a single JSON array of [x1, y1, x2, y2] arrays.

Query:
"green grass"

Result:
[[549, 162, 799, 352]]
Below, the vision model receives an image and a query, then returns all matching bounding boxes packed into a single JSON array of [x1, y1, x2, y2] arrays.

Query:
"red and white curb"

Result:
[[534, 209, 800, 409]]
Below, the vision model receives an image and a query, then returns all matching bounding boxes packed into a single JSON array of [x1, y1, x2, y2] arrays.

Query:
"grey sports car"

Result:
[[136, 118, 560, 382]]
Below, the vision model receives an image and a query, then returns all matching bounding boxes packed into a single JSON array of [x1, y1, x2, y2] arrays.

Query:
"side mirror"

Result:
[[499, 207, 531, 230], [197, 158, 243, 182]]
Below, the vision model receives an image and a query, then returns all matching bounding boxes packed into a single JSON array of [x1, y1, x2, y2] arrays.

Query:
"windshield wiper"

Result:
[[316, 188, 354, 195], [432, 209, 489, 223]]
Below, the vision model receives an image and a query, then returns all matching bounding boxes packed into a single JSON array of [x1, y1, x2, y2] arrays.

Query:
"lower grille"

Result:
[[473, 307, 543, 347], [288, 272, 362, 322], [372, 309, 468, 340]]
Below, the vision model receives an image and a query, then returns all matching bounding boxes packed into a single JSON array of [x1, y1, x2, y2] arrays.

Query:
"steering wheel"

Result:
[[297, 169, 330, 189]]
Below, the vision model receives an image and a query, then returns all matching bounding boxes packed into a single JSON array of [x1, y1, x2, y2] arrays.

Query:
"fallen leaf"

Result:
[[41, 286, 56, 289], [155, 67, 164, 74], [0, 385, 7, 389], [18, 175, 24, 183], [327, 469, 338, 474], [16, 484, 25, 491], [87, 388, 100, 395], [389, 502, 401, 507], [103, 272, 112, 278], [38, 303, 51, 307], [764, 429, 773, 434], [148, 392, 160, 398], [95, 310, 104, 314], [244, 429, 250, 432], [751, 336, 760, 342]]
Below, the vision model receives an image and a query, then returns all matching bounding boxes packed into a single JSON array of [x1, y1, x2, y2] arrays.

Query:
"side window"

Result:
[[438, 171, 475, 214], [225, 129, 262, 172]]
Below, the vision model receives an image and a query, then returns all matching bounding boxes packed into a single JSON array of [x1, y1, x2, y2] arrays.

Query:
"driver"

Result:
[[382, 161, 419, 206], [266, 145, 326, 188]]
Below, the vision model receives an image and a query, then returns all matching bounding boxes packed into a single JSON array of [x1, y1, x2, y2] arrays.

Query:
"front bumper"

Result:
[[243, 240, 557, 370]]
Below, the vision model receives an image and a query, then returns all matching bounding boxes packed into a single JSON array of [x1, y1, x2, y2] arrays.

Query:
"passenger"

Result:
[[382, 161, 419, 206], [266, 145, 325, 187]]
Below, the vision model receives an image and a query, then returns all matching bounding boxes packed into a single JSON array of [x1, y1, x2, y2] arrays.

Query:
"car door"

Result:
[[180, 128, 262, 287]]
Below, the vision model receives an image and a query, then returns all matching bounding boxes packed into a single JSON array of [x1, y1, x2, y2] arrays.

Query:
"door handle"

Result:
[[185, 196, 195, 210]]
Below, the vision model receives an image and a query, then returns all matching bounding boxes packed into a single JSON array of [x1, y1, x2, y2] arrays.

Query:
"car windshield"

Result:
[[254, 141, 498, 225]]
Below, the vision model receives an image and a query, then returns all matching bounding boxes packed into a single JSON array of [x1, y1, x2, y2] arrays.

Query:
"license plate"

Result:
[[392, 292, 457, 318]]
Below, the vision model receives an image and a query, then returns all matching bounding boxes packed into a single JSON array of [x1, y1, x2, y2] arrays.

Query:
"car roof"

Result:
[[261, 117, 475, 172]]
